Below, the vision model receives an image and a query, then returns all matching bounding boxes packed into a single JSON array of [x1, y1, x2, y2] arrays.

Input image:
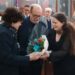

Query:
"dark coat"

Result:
[[0, 23, 30, 75], [17, 16, 50, 75], [47, 29, 75, 75], [17, 17, 35, 55]]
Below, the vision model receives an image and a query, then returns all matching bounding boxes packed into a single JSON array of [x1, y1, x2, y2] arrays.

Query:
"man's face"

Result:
[[30, 7, 42, 24], [45, 10, 51, 18], [22, 7, 30, 16], [23, 6, 30, 16]]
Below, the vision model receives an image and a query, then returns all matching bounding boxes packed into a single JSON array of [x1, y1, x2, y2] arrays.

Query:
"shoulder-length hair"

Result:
[[2, 7, 23, 26]]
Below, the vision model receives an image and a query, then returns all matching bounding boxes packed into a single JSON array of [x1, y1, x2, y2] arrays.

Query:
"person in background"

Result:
[[44, 7, 53, 31], [22, 5, 30, 18], [17, 4, 43, 75], [41, 13, 75, 75], [70, 17, 75, 29], [44, 7, 52, 20], [0, 7, 41, 75], [72, 11, 75, 18], [0, 13, 3, 24], [0, 16, 2, 24]]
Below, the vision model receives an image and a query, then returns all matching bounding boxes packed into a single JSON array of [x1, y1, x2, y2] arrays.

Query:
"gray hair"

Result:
[[30, 4, 42, 12]]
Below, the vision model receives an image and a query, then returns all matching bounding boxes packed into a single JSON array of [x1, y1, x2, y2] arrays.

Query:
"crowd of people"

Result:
[[0, 3, 75, 75]]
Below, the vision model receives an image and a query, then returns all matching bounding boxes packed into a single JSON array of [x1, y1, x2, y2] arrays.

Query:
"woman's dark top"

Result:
[[47, 29, 75, 75], [0, 23, 30, 75]]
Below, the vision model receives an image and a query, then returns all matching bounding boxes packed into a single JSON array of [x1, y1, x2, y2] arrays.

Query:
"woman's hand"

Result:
[[29, 52, 41, 61]]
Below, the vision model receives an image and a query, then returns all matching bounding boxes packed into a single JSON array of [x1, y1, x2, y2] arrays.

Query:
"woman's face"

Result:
[[51, 17, 64, 31]]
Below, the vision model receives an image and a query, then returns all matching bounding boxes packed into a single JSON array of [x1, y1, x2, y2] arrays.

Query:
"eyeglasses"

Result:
[[31, 13, 41, 18]]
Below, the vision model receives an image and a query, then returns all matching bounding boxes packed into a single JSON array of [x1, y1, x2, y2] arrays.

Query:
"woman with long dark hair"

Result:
[[41, 13, 75, 75]]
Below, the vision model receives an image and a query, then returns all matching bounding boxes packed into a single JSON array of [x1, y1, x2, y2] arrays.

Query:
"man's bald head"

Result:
[[30, 4, 43, 24], [30, 4, 42, 13]]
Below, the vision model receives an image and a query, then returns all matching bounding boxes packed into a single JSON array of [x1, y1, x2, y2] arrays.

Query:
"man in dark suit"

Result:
[[0, 7, 41, 75]]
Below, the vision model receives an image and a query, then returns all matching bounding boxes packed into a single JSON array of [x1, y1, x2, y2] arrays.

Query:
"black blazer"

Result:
[[47, 29, 75, 75], [0, 23, 30, 75]]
